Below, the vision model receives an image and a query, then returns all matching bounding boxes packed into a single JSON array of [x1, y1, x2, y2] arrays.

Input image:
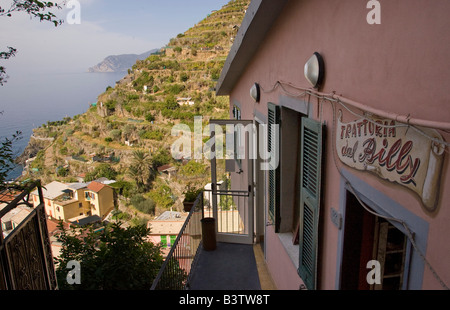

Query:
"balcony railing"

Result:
[[150, 192, 204, 290], [150, 185, 252, 290], [0, 181, 57, 290]]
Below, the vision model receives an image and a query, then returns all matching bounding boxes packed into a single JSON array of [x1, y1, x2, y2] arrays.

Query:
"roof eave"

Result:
[[216, 0, 289, 96]]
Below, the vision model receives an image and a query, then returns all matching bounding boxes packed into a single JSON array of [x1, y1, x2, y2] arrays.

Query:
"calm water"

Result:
[[0, 71, 126, 180]]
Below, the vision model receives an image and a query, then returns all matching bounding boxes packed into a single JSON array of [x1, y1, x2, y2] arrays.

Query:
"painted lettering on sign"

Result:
[[336, 110, 445, 212]]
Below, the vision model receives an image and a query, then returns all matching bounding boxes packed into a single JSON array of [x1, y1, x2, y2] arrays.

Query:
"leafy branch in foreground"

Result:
[[0, 0, 64, 25], [0, 124, 22, 185], [54, 222, 165, 290]]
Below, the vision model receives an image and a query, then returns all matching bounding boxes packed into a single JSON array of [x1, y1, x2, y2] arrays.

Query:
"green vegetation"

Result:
[[18, 0, 250, 221], [84, 163, 118, 182], [0, 128, 21, 185], [130, 194, 156, 215], [149, 181, 176, 210], [183, 183, 202, 203], [0, 0, 250, 291], [54, 222, 164, 290], [179, 160, 207, 177]]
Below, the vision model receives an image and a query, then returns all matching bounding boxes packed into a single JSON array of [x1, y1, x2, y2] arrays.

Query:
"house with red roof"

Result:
[[84, 181, 115, 221], [30, 180, 115, 225]]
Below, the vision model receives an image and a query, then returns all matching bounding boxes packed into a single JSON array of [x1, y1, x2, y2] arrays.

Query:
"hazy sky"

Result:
[[0, 0, 230, 76]]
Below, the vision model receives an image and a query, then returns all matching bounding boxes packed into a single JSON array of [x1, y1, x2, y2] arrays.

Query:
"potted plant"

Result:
[[182, 184, 202, 212]]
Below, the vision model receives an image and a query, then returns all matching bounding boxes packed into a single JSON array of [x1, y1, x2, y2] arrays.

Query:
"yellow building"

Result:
[[31, 180, 115, 223], [84, 181, 115, 220]]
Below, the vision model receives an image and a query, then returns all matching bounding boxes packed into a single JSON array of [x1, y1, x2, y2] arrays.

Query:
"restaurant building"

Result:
[[215, 0, 450, 290]]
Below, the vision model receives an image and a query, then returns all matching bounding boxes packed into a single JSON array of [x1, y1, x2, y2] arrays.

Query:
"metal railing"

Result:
[[150, 192, 204, 290], [0, 181, 57, 290], [150, 186, 251, 290], [203, 188, 250, 236]]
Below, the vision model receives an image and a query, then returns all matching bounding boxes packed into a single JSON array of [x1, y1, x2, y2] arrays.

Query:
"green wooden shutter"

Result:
[[298, 117, 324, 290], [160, 235, 167, 248], [170, 235, 177, 247], [267, 102, 280, 232]]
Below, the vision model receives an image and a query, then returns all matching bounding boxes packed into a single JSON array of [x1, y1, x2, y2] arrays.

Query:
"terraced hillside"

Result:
[[21, 0, 250, 224]]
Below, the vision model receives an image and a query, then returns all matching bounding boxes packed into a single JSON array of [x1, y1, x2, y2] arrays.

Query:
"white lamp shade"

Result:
[[304, 52, 324, 88], [250, 83, 260, 102]]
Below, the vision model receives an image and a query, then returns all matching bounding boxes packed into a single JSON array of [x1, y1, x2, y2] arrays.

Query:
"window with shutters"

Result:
[[170, 235, 177, 248], [160, 235, 168, 248], [298, 117, 324, 290], [267, 102, 280, 231]]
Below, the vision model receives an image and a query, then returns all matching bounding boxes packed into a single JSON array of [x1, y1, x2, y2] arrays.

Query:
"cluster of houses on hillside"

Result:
[[30, 179, 116, 225], [1, 179, 116, 239]]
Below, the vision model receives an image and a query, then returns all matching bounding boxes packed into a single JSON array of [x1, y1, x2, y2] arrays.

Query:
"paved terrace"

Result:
[[188, 242, 276, 290]]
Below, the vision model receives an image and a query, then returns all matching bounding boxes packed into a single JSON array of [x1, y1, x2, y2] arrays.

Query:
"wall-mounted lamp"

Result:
[[250, 82, 261, 102], [304, 52, 324, 89]]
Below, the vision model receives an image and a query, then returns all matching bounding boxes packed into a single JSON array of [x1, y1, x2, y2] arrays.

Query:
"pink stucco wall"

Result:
[[265, 227, 304, 290], [228, 0, 450, 289]]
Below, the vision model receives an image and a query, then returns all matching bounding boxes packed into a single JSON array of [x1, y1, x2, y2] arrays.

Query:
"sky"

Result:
[[0, 0, 230, 76]]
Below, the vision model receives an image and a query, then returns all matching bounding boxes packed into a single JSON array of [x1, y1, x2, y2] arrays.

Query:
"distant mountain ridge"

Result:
[[88, 49, 160, 73]]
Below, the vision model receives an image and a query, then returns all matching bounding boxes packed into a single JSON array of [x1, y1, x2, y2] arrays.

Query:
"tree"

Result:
[[149, 182, 175, 210], [54, 222, 164, 290], [128, 150, 153, 191], [151, 147, 171, 168], [165, 94, 178, 110], [84, 163, 118, 182], [130, 194, 156, 215], [0, 126, 22, 186], [0, 0, 64, 85]]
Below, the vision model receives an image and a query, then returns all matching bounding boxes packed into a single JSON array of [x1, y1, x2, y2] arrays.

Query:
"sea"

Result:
[[0, 71, 127, 181]]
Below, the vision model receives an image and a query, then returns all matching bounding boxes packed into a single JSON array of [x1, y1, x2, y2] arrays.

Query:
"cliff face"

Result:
[[88, 49, 159, 73]]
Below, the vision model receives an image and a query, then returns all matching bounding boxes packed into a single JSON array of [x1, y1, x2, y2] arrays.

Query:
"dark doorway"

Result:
[[340, 191, 376, 290], [340, 191, 408, 290]]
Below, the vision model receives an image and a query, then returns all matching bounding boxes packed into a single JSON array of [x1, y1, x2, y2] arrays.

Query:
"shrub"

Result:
[[84, 163, 118, 182], [54, 222, 164, 290], [152, 148, 171, 168], [131, 194, 156, 214], [127, 94, 140, 100], [105, 100, 116, 112], [56, 166, 69, 177], [145, 113, 155, 122], [179, 161, 206, 177], [183, 184, 202, 203], [110, 180, 133, 198], [110, 129, 122, 141], [180, 72, 189, 82], [166, 83, 185, 95], [140, 130, 164, 141], [149, 183, 175, 209]]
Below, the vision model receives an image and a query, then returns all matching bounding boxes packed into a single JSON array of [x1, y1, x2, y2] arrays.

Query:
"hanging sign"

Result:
[[336, 110, 445, 212]]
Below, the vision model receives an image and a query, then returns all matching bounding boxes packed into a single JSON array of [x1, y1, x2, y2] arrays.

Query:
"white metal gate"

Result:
[[208, 119, 254, 245]]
